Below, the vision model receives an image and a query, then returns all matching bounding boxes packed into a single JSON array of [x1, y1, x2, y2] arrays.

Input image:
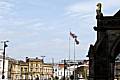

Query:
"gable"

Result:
[[114, 10, 120, 17]]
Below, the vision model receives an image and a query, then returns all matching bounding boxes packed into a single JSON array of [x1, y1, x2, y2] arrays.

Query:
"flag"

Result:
[[70, 31, 79, 45], [70, 32, 77, 38], [75, 38, 79, 45]]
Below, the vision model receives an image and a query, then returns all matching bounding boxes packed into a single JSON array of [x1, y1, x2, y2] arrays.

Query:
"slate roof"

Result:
[[114, 10, 120, 17]]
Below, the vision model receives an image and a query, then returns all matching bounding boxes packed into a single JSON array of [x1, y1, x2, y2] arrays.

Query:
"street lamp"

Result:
[[1, 40, 9, 79]]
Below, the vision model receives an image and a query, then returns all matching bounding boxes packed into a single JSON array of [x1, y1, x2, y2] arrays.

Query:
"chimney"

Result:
[[36, 57, 38, 59], [26, 57, 29, 62]]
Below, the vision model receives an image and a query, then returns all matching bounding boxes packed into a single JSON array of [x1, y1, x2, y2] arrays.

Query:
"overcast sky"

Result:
[[0, 0, 120, 63]]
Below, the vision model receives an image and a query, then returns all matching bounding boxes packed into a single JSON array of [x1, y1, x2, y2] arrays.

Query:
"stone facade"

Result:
[[7, 57, 53, 80], [25, 57, 53, 80], [88, 4, 120, 80]]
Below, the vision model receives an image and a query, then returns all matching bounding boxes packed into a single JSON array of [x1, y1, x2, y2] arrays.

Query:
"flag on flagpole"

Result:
[[70, 32, 77, 38], [70, 31, 79, 45], [75, 38, 79, 45]]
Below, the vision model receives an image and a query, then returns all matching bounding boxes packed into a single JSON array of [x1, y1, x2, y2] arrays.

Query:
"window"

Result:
[[31, 68, 33, 72], [55, 69, 57, 72], [24, 68, 27, 72], [36, 68, 38, 71], [36, 64, 38, 67], [31, 63, 33, 67], [21, 67, 23, 71], [40, 68, 41, 72], [16, 75, 18, 79], [67, 72, 68, 75], [61, 72, 62, 75]]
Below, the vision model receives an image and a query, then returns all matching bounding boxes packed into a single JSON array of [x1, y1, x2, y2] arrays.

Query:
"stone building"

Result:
[[7, 57, 53, 80], [25, 57, 43, 79], [20, 60, 28, 80], [0, 57, 8, 80], [114, 61, 120, 80], [25, 57, 53, 80], [88, 3, 120, 80], [10, 61, 21, 80], [43, 63, 53, 79]]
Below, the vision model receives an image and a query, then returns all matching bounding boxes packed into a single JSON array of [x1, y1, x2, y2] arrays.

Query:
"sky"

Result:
[[0, 0, 120, 63]]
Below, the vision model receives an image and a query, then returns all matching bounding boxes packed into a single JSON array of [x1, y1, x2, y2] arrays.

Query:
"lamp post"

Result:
[[64, 60, 67, 80], [1, 40, 9, 79], [41, 56, 45, 80]]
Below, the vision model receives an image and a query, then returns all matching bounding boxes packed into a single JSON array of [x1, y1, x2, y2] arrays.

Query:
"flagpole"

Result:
[[69, 28, 71, 61], [68, 29, 71, 79], [74, 39, 76, 80], [69, 35, 70, 61], [69, 31, 79, 80]]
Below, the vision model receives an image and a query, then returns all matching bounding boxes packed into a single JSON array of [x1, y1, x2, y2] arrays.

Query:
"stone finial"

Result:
[[96, 3, 102, 15]]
